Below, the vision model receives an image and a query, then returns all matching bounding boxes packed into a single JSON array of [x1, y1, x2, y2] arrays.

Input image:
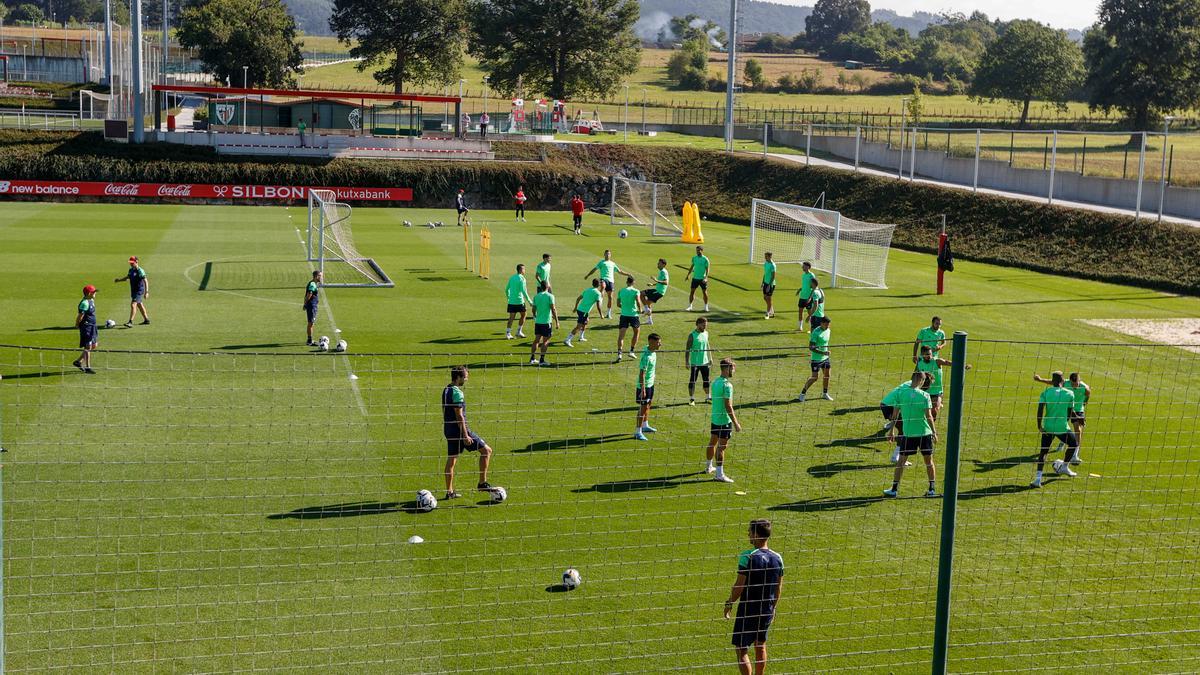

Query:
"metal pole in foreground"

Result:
[[972, 129, 980, 192], [641, 89, 646, 134], [723, 0, 738, 151], [103, 0, 113, 86], [897, 97, 908, 178], [130, 0, 144, 143], [762, 122, 767, 157], [805, 123, 811, 166], [1135, 131, 1147, 219], [1047, 130, 1057, 204], [854, 126, 860, 171], [623, 83, 628, 143], [1158, 117, 1174, 222], [241, 65, 247, 133], [931, 330, 969, 674]]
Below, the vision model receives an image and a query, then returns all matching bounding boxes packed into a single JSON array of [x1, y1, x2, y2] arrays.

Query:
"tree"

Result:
[[904, 11, 997, 81], [970, 20, 1082, 127], [469, 0, 640, 101], [667, 37, 710, 90], [330, 0, 466, 95], [669, 13, 726, 47], [177, 0, 303, 88], [749, 33, 794, 54], [805, 0, 870, 51], [744, 58, 766, 91], [0, 4, 9, 23], [1084, 0, 1200, 131], [11, 3, 45, 24]]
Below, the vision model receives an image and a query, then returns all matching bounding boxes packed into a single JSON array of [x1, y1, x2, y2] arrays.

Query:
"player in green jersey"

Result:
[[883, 371, 939, 498], [528, 282, 560, 366], [706, 358, 741, 482], [915, 345, 969, 420], [535, 253, 552, 288], [686, 317, 713, 405], [881, 373, 931, 464], [615, 276, 644, 362], [505, 264, 533, 340], [798, 316, 833, 402], [640, 258, 669, 325], [633, 334, 661, 441], [913, 316, 946, 360], [564, 279, 602, 347], [761, 252, 777, 319], [805, 279, 826, 333], [685, 245, 711, 312], [796, 262, 817, 332], [583, 250, 625, 319], [73, 284, 99, 374], [1032, 371, 1079, 487], [1035, 371, 1091, 466]]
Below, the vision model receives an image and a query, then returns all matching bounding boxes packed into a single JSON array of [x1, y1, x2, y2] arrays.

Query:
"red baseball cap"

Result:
[[83, 284, 97, 294], [128, 256, 138, 263]]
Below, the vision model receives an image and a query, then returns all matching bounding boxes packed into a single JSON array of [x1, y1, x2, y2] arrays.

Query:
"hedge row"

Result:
[[2, 131, 1197, 295]]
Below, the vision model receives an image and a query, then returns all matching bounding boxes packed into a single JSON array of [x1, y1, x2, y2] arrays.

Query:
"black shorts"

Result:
[[689, 365, 711, 388], [690, 278, 708, 290], [131, 292, 145, 304], [1040, 431, 1078, 453], [600, 280, 613, 292], [573, 214, 582, 226], [507, 303, 526, 314], [928, 393, 943, 405], [636, 385, 655, 405], [810, 359, 830, 373], [1069, 410, 1086, 426], [762, 283, 775, 296], [534, 323, 552, 338], [880, 404, 895, 421], [446, 431, 485, 457], [711, 422, 733, 439], [899, 434, 934, 456], [457, 207, 468, 214], [305, 303, 318, 324], [643, 290, 664, 303], [78, 325, 97, 348], [732, 604, 774, 648], [798, 296, 813, 310], [575, 310, 590, 326], [619, 315, 640, 329], [809, 314, 825, 331]]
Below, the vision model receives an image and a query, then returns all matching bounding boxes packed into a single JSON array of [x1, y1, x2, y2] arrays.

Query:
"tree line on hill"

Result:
[[0, 0, 175, 30]]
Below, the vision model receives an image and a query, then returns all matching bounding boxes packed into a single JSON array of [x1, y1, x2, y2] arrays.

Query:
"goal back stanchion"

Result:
[[307, 189, 394, 288], [479, 226, 491, 279], [609, 176, 683, 237], [748, 197, 896, 289]]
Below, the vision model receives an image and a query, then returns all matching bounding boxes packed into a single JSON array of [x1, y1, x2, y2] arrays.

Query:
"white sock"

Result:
[[706, 460, 714, 470], [715, 466, 725, 477], [1036, 470, 1043, 479]]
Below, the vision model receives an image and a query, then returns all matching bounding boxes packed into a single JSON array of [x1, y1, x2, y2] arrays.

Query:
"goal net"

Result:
[[307, 189, 394, 287], [609, 176, 683, 237], [749, 198, 896, 289]]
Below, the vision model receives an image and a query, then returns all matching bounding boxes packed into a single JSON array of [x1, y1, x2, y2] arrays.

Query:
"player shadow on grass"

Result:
[[513, 434, 628, 453], [769, 495, 887, 512], [807, 461, 896, 479], [423, 336, 495, 345], [0, 370, 71, 379], [25, 325, 77, 331], [545, 584, 573, 593], [573, 471, 708, 493], [814, 430, 888, 451], [214, 343, 288, 350], [588, 401, 693, 415], [970, 454, 1040, 473], [830, 405, 880, 416], [833, 292, 1167, 313], [267, 500, 425, 519], [955, 483, 1046, 500]]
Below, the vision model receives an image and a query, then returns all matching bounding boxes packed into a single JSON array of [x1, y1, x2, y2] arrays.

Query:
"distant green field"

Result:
[[1, 201, 1198, 672]]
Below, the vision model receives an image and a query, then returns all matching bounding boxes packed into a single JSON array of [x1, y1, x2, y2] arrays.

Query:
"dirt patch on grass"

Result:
[[1081, 318, 1200, 353]]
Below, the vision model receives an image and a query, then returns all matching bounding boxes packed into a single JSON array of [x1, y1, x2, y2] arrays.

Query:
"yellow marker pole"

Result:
[[463, 221, 471, 271]]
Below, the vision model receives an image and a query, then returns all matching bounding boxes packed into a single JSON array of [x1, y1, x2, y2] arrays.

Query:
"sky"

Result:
[[786, 0, 1099, 30]]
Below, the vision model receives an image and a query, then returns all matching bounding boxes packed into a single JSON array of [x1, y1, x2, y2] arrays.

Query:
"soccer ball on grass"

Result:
[[562, 568, 581, 590], [104, 319, 116, 329], [334, 339, 347, 353], [618, 229, 628, 239], [415, 489, 438, 512], [489, 486, 507, 503], [318, 336, 330, 351]]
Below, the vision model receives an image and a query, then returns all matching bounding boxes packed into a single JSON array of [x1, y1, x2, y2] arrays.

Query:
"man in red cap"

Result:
[[73, 285, 99, 374], [114, 256, 150, 327]]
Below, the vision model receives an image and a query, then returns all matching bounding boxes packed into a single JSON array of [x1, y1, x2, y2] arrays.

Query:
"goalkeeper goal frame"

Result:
[[748, 198, 895, 289], [608, 176, 682, 237], [307, 189, 394, 288]]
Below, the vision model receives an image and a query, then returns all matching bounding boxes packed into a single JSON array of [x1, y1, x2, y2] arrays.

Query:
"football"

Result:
[[489, 486, 507, 503], [334, 339, 348, 353], [618, 229, 628, 239], [318, 336, 330, 351], [104, 319, 116, 328], [415, 489, 438, 512], [427, 222, 436, 228], [562, 568, 581, 590], [403, 220, 413, 227]]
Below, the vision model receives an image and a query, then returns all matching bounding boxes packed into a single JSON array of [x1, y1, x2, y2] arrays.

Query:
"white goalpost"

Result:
[[748, 198, 896, 289], [307, 189, 394, 288], [609, 176, 683, 237]]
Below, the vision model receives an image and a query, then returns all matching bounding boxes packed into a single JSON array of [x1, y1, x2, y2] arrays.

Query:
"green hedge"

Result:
[[2, 131, 1198, 295]]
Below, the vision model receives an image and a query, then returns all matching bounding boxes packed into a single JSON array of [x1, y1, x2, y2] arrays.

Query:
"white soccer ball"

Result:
[[618, 229, 628, 239], [415, 489, 438, 512], [489, 486, 507, 503], [562, 568, 581, 590], [403, 220, 413, 227], [318, 336, 330, 351], [435, 221, 444, 227], [104, 319, 116, 328], [427, 221, 436, 228], [334, 339, 347, 353]]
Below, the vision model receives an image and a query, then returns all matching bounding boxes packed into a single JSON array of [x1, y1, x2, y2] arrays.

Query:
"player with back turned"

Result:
[[724, 518, 783, 675], [1031, 371, 1080, 487], [441, 365, 496, 500]]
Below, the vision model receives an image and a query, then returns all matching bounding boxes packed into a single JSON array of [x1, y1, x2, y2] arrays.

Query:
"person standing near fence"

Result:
[[761, 251, 777, 319], [480, 111, 490, 139], [883, 370, 938, 498], [442, 365, 496, 500], [303, 270, 321, 346], [515, 186, 527, 221], [456, 188, 470, 227], [725, 518, 783, 675], [460, 111, 470, 138], [297, 118, 306, 147]]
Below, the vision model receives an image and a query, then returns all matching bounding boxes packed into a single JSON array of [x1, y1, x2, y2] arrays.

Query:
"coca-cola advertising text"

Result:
[[0, 180, 412, 202]]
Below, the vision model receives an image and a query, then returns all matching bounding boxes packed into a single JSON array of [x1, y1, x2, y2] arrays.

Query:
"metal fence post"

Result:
[[1135, 132, 1147, 218], [854, 126, 861, 172], [806, 123, 812, 166], [931, 331, 968, 674], [972, 129, 980, 193], [1048, 130, 1057, 205]]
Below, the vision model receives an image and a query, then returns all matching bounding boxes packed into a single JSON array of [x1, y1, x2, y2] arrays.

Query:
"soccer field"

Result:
[[1, 202, 1199, 672]]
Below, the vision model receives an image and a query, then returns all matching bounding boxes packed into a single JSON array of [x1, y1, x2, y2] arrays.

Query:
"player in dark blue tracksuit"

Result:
[[304, 270, 322, 346], [114, 255, 150, 327], [725, 519, 784, 674]]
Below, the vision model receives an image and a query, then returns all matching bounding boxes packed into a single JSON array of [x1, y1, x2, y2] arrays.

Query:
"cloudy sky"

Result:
[[789, 0, 1099, 29]]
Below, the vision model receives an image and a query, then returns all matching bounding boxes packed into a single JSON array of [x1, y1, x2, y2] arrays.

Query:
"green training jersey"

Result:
[[1067, 381, 1088, 413], [595, 259, 617, 282], [691, 254, 710, 280], [882, 381, 913, 406], [895, 387, 933, 438], [810, 326, 830, 361], [711, 376, 733, 425], [533, 291, 555, 324], [505, 274, 530, 305], [916, 327, 946, 357], [576, 287, 602, 314], [655, 268, 669, 295], [799, 271, 817, 299], [916, 356, 944, 395], [638, 347, 657, 388], [688, 330, 711, 367], [618, 286, 640, 317], [810, 288, 826, 318], [762, 260, 777, 286], [1039, 386, 1075, 434], [535, 261, 551, 287]]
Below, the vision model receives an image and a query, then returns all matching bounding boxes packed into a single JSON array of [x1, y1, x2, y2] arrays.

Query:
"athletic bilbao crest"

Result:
[[215, 103, 236, 125], [348, 108, 361, 130]]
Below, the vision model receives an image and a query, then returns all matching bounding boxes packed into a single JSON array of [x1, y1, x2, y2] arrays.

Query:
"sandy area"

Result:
[[1082, 318, 1200, 354]]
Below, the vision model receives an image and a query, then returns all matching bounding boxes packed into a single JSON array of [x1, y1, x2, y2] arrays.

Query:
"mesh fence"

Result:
[[750, 199, 896, 289]]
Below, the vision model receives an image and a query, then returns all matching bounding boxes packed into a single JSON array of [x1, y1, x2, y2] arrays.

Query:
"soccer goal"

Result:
[[749, 198, 896, 289], [307, 189, 394, 288], [609, 176, 683, 237]]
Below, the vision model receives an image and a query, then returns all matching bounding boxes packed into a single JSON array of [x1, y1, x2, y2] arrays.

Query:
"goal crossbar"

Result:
[[608, 176, 683, 237], [307, 189, 394, 288]]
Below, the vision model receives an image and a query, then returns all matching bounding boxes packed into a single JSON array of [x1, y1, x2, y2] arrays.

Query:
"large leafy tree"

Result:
[[904, 11, 997, 81], [1084, 0, 1200, 130], [469, 0, 640, 101], [177, 0, 303, 87], [804, 0, 870, 51], [970, 20, 1083, 127], [329, 0, 467, 95], [669, 13, 726, 47]]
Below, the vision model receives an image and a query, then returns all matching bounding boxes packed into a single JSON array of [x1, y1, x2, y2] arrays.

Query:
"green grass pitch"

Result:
[[1, 201, 1199, 672]]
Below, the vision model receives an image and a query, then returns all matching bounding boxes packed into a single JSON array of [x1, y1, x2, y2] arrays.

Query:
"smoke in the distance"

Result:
[[634, 11, 672, 42]]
